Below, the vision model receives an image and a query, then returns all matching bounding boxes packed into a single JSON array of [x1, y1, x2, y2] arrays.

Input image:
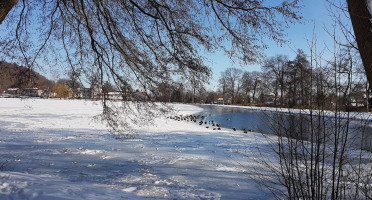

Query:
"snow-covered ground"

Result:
[[0, 98, 273, 200]]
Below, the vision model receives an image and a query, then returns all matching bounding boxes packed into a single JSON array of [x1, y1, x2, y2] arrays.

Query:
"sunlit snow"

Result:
[[0, 98, 272, 200]]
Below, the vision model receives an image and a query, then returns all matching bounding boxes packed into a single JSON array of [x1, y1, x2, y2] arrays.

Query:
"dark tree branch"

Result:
[[0, 0, 17, 24]]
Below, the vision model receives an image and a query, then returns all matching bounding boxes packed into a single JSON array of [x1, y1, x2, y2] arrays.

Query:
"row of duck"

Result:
[[167, 115, 255, 133]]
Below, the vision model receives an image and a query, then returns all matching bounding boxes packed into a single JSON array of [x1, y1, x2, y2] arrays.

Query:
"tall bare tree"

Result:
[[285, 49, 311, 107], [219, 68, 243, 104], [241, 71, 254, 103], [262, 55, 289, 105], [241, 71, 262, 104]]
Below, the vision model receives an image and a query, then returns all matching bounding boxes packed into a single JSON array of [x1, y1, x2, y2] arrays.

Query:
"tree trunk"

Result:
[[192, 87, 195, 103], [347, 0, 372, 88], [252, 80, 258, 103], [0, 0, 18, 24]]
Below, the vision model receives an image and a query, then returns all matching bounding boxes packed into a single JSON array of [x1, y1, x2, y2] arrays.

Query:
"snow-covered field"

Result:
[[0, 98, 272, 200]]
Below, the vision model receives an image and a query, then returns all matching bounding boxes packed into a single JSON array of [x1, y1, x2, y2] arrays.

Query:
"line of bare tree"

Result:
[[217, 48, 370, 110]]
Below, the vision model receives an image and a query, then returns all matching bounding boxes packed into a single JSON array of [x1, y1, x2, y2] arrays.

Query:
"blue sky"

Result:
[[38, 0, 338, 89], [206, 0, 340, 90], [0, 0, 345, 90]]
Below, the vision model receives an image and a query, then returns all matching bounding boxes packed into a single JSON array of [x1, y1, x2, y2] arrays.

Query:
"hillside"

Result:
[[0, 61, 53, 89]]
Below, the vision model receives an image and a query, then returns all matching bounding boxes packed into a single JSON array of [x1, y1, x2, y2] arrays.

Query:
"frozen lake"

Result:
[[197, 104, 372, 150], [196, 105, 268, 132]]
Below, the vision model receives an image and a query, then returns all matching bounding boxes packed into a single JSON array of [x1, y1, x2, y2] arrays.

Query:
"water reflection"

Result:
[[197, 106, 268, 133], [196, 105, 372, 151]]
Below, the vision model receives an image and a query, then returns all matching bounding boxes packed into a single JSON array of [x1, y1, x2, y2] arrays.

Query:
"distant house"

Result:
[[227, 97, 233, 104], [101, 92, 123, 100], [23, 87, 49, 98], [38, 86, 50, 98], [0, 89, 6, 97], [75, 88, 92, 99], [98, 91, 148, 101], [216, 97, 224, 104], [261, 94, 276, 105], [7, 88, 20, 97], [91, 85, 102, 99], [23, 88, 41, 97], [97, 91, 122, 100], [49, 92, 57, 98], [131, 91, 148, 101], [364, 92, 372, 108], [345, 96, 361, 107]]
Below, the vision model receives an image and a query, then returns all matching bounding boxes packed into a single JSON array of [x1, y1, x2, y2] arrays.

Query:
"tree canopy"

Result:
[[1, 1, 372, 96], [0, 0, 301, 91]]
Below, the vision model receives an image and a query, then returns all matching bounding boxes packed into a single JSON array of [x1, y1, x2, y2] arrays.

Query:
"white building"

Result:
[[216, 98, 224, 104]]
